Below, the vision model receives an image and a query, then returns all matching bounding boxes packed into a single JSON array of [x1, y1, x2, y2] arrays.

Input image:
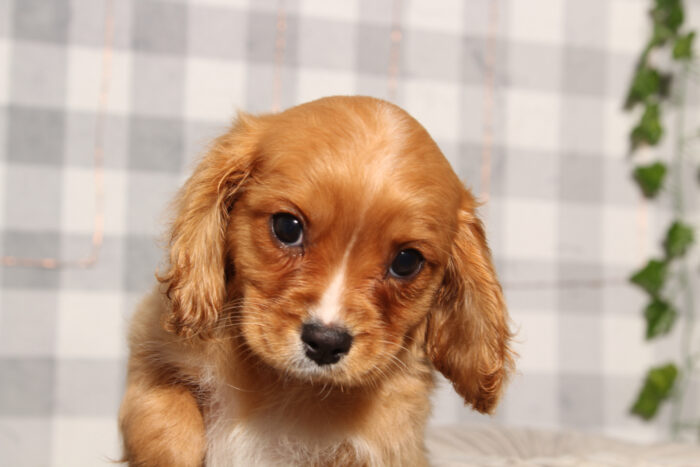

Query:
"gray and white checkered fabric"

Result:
[[2, 0, 699, 465]]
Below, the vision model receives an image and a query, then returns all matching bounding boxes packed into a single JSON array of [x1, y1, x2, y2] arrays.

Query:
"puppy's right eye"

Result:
[[271, 213, 303, 246]]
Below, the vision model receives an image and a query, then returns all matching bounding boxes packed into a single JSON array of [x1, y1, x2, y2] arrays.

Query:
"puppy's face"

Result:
[[162, 97, 512, 412], [227, 100, 462, 385]]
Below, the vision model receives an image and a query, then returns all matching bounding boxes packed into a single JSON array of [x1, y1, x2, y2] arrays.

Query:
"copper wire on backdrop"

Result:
[[272, 0, 287, 113], [1, 0, 113, 269], [387, 0, 403, 102], [478, 0, 499, 208]]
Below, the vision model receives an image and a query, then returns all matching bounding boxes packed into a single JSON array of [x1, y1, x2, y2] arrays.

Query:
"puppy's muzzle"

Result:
[[301, 323, 353, 366]]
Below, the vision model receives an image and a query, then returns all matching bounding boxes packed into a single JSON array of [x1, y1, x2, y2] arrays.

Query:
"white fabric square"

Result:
[[503, 198, 557, 261], [67, 47, 131, 115], [296, 68, 356, 105], [57, 291, 126, 359], [608, 0, 650, 54], [0, 39, 8, 105], [406, 0, 465, 34], [300, 0, 358, 21], [51, 417, 122, 467], [508, 0, 563, 44], [185, 58, 246, 122], [602, 313, 651, 376], [403, 79, 461, 142], [602, 98, 637, 159], [510, 308, 558, 372], [505, 88, 560, 152], [62, 167, 127, 236], [602, 204, 653, 267]]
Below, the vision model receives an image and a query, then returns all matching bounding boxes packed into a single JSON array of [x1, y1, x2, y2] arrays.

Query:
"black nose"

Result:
[[301, 323, 353, 366]]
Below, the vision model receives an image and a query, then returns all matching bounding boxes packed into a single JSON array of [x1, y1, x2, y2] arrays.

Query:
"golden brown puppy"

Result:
[[119, 96, 514, 466]]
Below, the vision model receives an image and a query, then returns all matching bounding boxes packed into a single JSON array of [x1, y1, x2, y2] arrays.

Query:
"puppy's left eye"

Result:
[[271, 213, 303, 246], [389, 249, 424, 278]]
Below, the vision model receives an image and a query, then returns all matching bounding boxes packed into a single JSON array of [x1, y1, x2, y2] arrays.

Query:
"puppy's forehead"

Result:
[[256, 97, 463, 221]]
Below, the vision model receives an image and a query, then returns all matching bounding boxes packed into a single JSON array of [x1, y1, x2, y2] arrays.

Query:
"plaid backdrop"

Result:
[[1, 0, 699, 465]]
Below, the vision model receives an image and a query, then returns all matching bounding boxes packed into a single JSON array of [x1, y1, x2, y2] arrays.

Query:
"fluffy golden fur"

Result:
[[119, 96, 514, 466]]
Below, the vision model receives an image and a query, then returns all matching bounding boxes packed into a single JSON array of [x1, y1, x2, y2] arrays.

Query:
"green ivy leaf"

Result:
[[630, 259, 668, 296], [644, 298, 677, 339], [633, 162, 667, 198], [673, 31, 695, 59], [651, 0, 684, 37], [626, 67, 662, 108], [663, 221, 695, 259], [631, 363, 678, 420], [631, 103, 664, 148]]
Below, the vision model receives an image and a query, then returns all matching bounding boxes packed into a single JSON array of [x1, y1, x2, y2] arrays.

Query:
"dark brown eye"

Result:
[[271, 213, 303, 246], [389, 249, 424, 278]]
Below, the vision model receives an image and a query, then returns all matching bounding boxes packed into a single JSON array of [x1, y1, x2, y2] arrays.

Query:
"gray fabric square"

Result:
[[559, 153, 603, 203], [501, 373, 559, 425], [69, 0, 133, 49], [123, 235, 162, 293], [125, 171, 179, 237], [504, 148, 558, 200], [13, 0, 69, 43], [183, 121, 227, 170], [0, 358, 54, 415], [5, 164, 62, 230], [359, 0, 393, 24], [559, 311, 602, 371], [559, 373, 604, 428], [356, 23, 392, 75], [557, 262, 604, 313], [355, 73, 393, 101], [298, 17, 356, 70], [455, 143, 507, 197], [0, 0, 11, 37], [245, 63, 298, 112], [129, 116, 184, 172], [59, 235, 124, 291], [559, 97, 604, 155], [559, 203, 603, 263], [0, 418, 51, 467], [187, 5, 247, 60], [463, 36, 508, 86], [131, 54, 185, 117], [65, 111, 128, 169], [2, 230, 61, 289], [606, 52, 636, 99], [247, 11, 299, 65], [10, 42, 67, 108], [0, 108, 7, 162], [7, 106, 65, 165], [507, 41, 562, 92], [55, 359, 124, 415], [0, 290, 57, 356], [501, 259, 557, 310], [132, 0, 187, 55], [403, 29, 461, 82], [564, 0, 608, 49], [603, 158, 644, 205], [562, 46, 607, 96]]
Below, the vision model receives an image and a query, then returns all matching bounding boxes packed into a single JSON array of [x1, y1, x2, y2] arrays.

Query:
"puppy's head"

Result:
[[160, 96, 513, 413]]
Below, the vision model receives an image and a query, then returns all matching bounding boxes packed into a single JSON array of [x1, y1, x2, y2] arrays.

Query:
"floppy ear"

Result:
[[157, 114, 263, 338], [426, 191, 514, 414]]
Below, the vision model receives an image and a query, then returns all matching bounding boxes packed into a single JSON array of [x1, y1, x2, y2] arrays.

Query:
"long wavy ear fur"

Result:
[[157, 114, 263, 338], [426, 191, 514, 414]]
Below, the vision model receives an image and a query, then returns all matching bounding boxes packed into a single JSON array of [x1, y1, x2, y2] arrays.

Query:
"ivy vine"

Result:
[[625, 0, 699, 440]]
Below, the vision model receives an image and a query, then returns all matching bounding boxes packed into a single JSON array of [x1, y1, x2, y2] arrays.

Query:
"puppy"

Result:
[[119, 96, 514, 466]]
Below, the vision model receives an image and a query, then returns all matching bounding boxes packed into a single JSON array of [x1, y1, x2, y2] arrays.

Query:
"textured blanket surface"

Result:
[[427, 425, 700, 466]]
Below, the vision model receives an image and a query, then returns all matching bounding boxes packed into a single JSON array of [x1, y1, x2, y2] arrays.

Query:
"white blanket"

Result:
[[427, 425, 700, 466]]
